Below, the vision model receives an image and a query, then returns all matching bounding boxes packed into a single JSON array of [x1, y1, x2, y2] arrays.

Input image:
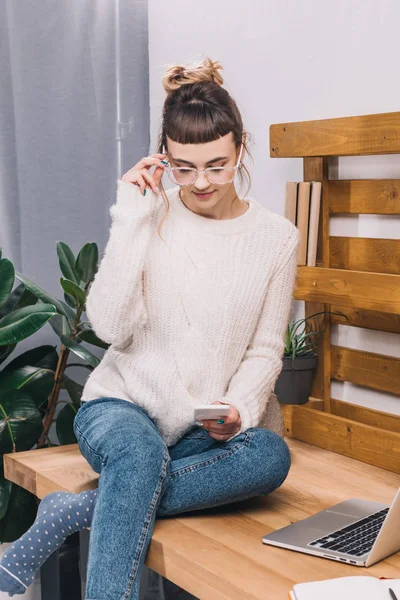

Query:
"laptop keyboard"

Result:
[[308, 507, 389, 556]]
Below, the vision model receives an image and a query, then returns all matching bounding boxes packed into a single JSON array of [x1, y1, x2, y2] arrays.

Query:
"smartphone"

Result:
[[194, 404, 231, 421]]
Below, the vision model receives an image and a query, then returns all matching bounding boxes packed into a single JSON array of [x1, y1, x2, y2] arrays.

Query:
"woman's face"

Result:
[[165, 131, 245, 214]]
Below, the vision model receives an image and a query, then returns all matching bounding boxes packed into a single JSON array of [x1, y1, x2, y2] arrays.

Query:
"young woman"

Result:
[[0, 56, 299, 599]]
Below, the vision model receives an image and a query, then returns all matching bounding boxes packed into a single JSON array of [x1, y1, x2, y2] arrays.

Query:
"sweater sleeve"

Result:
[[221, 228, 300, 436], [85, 179, 155, 347]]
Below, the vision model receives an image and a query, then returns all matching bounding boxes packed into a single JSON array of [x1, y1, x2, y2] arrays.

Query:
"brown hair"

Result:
[[155, 55, 253, 239]]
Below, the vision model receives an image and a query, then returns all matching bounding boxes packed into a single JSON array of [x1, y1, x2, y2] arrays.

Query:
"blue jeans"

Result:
[[73, 396, 291, 600]]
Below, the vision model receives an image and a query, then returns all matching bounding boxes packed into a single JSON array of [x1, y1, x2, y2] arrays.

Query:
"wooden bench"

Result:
[[4, 110, 400, 599], [4, 438, 400, 599]]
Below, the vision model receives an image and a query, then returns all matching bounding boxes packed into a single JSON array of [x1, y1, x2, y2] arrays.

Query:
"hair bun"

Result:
[[162, 56, 224, 94]]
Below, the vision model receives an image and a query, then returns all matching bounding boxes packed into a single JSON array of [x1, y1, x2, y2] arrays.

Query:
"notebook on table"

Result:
[[289, 576, 400, 599]]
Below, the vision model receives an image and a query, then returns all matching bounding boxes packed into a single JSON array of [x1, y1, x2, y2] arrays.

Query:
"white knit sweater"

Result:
[[81, 179, 300, 447]]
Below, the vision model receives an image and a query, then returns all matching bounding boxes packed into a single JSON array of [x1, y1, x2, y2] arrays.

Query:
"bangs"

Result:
[[165, 102, 236, 146]]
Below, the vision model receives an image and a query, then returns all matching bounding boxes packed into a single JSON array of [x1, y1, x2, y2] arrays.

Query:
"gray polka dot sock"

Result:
[[0, 489, 97, 596]]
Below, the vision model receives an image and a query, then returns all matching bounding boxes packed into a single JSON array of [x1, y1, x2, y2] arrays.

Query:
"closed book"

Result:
[[296, 182, 311, 266], [289, 575, 400, 600], [306, 181, 322, 267], [284, 182, 298, 225]]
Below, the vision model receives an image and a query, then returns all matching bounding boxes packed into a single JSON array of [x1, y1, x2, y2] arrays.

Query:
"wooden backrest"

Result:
[[269, 111, 400, 474]]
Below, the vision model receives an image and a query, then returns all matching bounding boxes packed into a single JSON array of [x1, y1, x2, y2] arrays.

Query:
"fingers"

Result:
[[140, 156, 167, 170], [207, 430, 239, 441], [141, 170, 159, 194], [121, 153, 167, 194]]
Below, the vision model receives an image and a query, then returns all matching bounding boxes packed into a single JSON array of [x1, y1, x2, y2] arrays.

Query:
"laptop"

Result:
[[262, 487, 400, 567]]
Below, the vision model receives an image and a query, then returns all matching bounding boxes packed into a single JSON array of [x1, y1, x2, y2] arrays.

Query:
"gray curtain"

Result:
[[0, 0, 149, 355]]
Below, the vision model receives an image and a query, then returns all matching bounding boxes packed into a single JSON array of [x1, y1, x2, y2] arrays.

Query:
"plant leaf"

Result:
[[48, 313, 72, 340], [56, 242, 80, 285], [14, 271, 69, 319], [0, 365, 55, 409], [0, 483, 38, 543], [0, 259, 15, 309], [60, 279, 86, 306], [0, 283, 37, 319], [64, 291, 77, 309], [0, 304, 57, 346], [76, 243, 99, 283], [56, 403, 78, 445], [60, 335, 100, 368], [62, 374, 83, 408], [2, 344, 58, 374], [77, 328, 109, 350], [0, 390, 43, 453], [0, 463, 12, 521]]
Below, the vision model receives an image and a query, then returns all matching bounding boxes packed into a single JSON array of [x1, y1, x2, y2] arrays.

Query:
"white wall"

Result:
[[148, 0, 400, 416]]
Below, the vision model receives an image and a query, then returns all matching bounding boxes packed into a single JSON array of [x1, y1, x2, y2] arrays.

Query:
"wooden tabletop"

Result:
[[4, 438, 400, 599]]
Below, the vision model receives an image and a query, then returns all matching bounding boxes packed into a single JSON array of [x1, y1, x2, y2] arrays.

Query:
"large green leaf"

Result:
[[48, 313, 72, 339], [77, 328, 109, 350], [60, 279, 86, 306], [59, 300, 77, 323], [0, 483, 38, 543], [0, 366, 54, 409], [0, 464, 12, 521], [60, 335, 100, 368], [76, 242, 99, 283], [56, 403, 77, 445], [0, 259, 15, 309], [62, 374, 83, 408], [64, 290, 77, 309], [0, 304, 57, 346], [56, 242, 80, 285], [2, 344, 58, 374], [0, 283, 37, 319], [0, 343, 17, 367], [14, 271, 69, 319], [0, 390, 43, 453]]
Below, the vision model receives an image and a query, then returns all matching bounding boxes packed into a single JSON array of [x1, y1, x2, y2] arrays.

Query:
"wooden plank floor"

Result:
[[4, 439, 400, 599]]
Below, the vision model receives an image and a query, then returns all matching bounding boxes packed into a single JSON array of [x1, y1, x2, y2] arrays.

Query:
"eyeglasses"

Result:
[[162, 143, 244, 186]]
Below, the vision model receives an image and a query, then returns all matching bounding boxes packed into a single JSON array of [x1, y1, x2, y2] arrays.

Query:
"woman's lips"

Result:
[[193, 191, 215, 199]]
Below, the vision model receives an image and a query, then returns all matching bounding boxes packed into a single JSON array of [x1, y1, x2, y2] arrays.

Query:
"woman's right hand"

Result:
[[121, 153, 167, 195]]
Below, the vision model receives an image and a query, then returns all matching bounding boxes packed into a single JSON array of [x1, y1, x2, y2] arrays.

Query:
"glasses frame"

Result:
[[162, 143, 244, 186]]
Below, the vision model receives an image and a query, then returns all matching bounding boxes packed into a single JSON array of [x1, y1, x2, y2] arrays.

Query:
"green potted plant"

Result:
[[274, 309, 348, 405], [0, 242, 106, 543]]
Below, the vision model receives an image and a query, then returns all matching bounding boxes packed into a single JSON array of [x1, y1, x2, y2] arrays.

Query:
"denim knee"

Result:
[[248, 427, 291, 493]]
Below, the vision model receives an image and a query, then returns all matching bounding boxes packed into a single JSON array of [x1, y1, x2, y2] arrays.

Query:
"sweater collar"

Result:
[[167, 186, 260, 236]]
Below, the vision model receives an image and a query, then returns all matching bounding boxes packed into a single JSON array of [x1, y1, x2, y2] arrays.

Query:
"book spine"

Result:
[[284, 182, 298, 225], [296, 182, 311, 266], [307, 181, 322, 267]]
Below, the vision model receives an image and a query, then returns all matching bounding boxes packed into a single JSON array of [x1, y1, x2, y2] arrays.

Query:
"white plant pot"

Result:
[[0, 542, 41, 600]]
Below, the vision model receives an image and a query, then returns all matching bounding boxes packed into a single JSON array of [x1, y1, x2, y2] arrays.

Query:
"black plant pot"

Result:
[[274, 354, 318, 405]]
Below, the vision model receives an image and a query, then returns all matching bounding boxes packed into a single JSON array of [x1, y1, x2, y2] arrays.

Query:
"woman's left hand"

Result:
[[200, 401, 242, 441]]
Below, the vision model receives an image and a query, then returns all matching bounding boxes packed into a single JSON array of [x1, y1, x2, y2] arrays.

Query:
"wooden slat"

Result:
[[329, 398, 400, 434], [330, 236, 400, 275], [295, 399, 400, 434], [4, 439, 400, 599], [282, 405, 400, 473], [270, 111, 400, 157], [328, 180, 400, 214], [331, 345, 400, 395], [294, 266, 400, 313], [330, 304, 400, 334]]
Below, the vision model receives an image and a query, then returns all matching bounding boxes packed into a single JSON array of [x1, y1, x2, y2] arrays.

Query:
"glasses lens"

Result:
[[169, 168, 196, 186], [169, 167, 236, 186], [206, 167, 235, 184]]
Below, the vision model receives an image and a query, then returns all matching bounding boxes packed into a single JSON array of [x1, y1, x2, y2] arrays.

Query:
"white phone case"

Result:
[[194, 404, 231, 421]]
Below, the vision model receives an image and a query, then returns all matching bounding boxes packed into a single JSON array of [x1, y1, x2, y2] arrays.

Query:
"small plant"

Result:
[[284, 309, 349, 365]]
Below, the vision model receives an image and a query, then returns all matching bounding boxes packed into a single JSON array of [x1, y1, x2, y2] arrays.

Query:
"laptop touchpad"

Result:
[[305, 510, 359, 532]]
